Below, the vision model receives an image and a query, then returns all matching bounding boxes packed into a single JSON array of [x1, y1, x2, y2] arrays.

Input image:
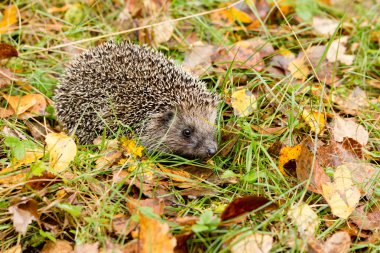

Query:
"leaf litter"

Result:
[[1, 0, 379, 251]]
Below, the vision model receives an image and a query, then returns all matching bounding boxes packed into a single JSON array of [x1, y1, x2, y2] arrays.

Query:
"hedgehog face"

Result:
[[142, 106, 218, 159]]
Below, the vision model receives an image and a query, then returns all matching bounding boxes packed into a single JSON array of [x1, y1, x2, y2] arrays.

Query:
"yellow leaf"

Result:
[[288, 57, 309, 80], [45, 133, 77, 173], [322, 165, 361, 219], [0, 5, 18, 34], [288, 203, 319, 237], [229, 6, 253, 23], [14, 149, 44, 168], [231, 89, 257, 117], [231, 233, 273, 253], [121, 137, 144, 158], [278, 144, 302, 176], [302, 109, 325, 135]]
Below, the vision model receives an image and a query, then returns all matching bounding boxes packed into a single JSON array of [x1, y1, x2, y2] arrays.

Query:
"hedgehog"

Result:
[[54, 41, 220, 158]]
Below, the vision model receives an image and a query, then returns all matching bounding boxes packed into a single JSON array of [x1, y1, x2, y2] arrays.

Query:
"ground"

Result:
[[0, 0, 379, 252]]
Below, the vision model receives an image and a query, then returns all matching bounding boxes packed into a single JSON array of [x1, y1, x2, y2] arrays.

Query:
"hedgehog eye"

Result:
[[182, 128, 192, 138]]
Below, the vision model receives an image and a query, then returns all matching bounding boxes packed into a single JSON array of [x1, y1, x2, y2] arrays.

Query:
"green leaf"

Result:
[[56, 203, 82, 217], [295, 0, 319, 21]]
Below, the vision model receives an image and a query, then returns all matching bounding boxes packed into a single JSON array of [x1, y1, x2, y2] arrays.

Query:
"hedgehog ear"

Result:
[[161, 110, 175, 124]]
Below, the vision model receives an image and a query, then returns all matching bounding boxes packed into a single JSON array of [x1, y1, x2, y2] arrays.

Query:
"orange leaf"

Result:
[[0, 5, 18, 34], [139, 213, 176, 253], [3, 94, 37, 115]]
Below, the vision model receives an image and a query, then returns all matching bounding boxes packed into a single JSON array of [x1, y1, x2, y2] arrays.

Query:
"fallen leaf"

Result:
[[288, 57, 310, 80], [326, 37, 355, 65], [2, 245, 22, 253], [41, 240, 73, 253], [0, 107, 14, 118], [322, 165, 361, 219], [332, 117, 369, 146], [278, 144, 302, 176], [3, 94, 37, 115], [301, 45, 338, 85], [182, 44, 215, 76], [0, 5, 18, 34], [324, 231, 351, 253], [45, 132, 77, 173], [95, 149, 122, 169], [74, 243, 99, 253], [212, 39, 268, 71], [0, 43, 18, 59], [231, 89, 257, 117], [312, 17, 340, 36], [302, 109, 325, 135], [231, 233, 273, 253], [350, 204, 380, 231], [8, 199, 39, 235], [152, 16, 175, 44], [332, 87, 369, 115], [296, 140, 331, 194], [221, 196, 275, 221], [112, 213, 138, 236], [14, 148, 44, 168], [139, 212, 176, 253], [288, 203, 319, 238]]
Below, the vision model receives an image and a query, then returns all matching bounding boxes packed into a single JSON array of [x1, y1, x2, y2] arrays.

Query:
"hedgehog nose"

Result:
[[207, 147, 217, 156]]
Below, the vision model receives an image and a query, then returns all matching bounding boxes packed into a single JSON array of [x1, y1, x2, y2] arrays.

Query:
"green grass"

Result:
[[1, 0, 380, 252]]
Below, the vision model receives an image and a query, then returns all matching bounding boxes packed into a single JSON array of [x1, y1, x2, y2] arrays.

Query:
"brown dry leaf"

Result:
[[332, 117, 369, 146], [95, 149, 122, 170], [152, 16, 175, 44], [212, 39, 269, 71], [231, 89, 257, 117], [0, 5, 18, 34], [278, 144, 302, 176], [41, 240, 73, 253], [112, 213, 138, 237], [332, 87, 369, 115], [296, 140, 331, 194], [221, 196, 275, 221], [0, 43, 18, 59], [302, 45, 338, 85], [350, 204, 380, 231], [219, 124, 240, 157], [326, 37, 355, 65], [344, 162, 378, 196], [139, 212, 176, 253], [8, 199, 39, 235], [0, 107, 14, 118], [25, 121, 53, 142], [74, 243, 99, 253], [324, 231, 351, 253], [288, 57, 310, 80], [0, 68, 16, 88], [288, 203, 319, 238], [322, 165, 361, 219], [302, 109, 325, 135], [182, 44, 215, 76], [2, 245, 22, 253], [268, 47, 296, 77], [230, 233, 273, 253], [127, 198, 165, 216], [45, 132, 77, 173], [312, 17, 339, 36]]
